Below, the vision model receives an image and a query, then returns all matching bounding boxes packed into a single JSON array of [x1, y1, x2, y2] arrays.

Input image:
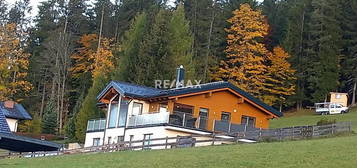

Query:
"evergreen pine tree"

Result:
[[42, 99, 57, 134], [113, 12, 148, 83], [167, 4, 195, 80], [306, 0, 342, 102]]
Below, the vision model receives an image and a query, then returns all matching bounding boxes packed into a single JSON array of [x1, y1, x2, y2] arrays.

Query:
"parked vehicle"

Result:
[[315, 102, 349, 115]]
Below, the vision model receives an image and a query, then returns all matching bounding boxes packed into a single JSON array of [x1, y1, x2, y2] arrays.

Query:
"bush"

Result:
[[316, 118, 336, 126]]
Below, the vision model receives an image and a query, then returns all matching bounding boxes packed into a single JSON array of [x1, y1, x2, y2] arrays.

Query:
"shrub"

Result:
[[316, 118, 336, 126]]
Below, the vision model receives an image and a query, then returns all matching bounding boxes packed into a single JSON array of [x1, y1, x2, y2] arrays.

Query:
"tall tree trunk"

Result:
[[203, 1, 216, 83], [352, 81, 356, 106], [40, 70, 47, 118]]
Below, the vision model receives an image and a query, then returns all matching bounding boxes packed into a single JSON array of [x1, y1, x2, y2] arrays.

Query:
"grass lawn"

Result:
[[270, 107, 357, 132], [0, 135, 357, 168]]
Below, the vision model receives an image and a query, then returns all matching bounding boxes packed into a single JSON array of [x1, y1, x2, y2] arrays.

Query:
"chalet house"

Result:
[[84, 67, 282, 148], [0, 101, 32, 132]]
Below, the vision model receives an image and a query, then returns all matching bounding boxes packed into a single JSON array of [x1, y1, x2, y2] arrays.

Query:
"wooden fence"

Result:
[[0, 122, 352, 159]]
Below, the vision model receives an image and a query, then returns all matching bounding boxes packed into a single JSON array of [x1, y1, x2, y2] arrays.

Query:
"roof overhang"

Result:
[[0, 133, 61, 152]]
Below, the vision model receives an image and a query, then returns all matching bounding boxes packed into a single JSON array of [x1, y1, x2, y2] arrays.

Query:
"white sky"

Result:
[[7, 0, 263, 18]]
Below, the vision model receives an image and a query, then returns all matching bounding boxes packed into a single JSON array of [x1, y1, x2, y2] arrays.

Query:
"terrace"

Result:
[[87, 110, 257, 133]]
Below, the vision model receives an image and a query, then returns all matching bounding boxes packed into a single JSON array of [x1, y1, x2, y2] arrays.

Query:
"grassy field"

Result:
[[0, 135, 357, 168], [1, 108, 356, 168], [270, 107, 357, 131]]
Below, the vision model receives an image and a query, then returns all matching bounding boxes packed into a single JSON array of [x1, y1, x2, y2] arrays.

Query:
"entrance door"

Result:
[[199, 108, 208, 130]]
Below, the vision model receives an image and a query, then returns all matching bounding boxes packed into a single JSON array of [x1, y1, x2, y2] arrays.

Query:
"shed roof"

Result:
[[0, 102, 32, 120]]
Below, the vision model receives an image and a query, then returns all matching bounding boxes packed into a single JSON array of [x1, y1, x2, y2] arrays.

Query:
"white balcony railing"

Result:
[[127, 112, 170, 127]]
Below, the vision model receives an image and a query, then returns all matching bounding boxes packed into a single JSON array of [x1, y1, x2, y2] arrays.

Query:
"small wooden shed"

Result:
[[330, 92, 348, 107]]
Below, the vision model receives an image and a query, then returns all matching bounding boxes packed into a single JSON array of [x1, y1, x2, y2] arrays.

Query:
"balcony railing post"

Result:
[[197, 116, 200, 129], [228, 122, 231, 133], [182, 113, 186, 126]]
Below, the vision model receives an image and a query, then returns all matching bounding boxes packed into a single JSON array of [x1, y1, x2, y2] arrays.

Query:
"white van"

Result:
[[315, 103, 349, 115]]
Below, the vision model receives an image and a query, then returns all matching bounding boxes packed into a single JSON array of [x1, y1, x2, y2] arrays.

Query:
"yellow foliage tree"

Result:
[[71, 34, 114, 78], [213, 4, 270, 98], [0, 23, 32, 101], [262, 46, 296, 106]]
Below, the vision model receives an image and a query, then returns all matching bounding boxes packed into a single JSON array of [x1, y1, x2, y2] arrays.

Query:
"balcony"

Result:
[[86, 112, 211, 132], [87, 118, 106, 132]]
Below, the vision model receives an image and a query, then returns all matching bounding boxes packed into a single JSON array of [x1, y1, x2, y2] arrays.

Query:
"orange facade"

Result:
[[149, 89, 276, 130]]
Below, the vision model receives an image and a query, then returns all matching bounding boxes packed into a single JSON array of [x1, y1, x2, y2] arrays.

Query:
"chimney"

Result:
[[176, 65, 185, 88], [4, 100, 15, 109]]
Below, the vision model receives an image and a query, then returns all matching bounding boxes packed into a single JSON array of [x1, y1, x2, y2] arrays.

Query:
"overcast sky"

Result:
[[7, 0, 264, 19]]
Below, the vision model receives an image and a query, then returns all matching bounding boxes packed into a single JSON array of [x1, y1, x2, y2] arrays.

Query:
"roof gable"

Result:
[[0, 102, 32, 120]]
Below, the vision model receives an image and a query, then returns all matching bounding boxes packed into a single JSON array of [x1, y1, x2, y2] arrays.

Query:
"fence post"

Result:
[[165, 136, 168, 149], [259, 128, 262, 140], [142, 136, 146, 150], [212, 133, 215, 146], [129, 137, 132, 150]]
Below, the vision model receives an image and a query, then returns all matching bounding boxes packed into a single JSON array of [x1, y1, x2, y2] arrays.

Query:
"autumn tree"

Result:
[[74, 35, 114, 142], [71, 34, 114, 79], [263, 46, 296, 109], [213, 4, 269, 98], [0, 23, 32, 101]]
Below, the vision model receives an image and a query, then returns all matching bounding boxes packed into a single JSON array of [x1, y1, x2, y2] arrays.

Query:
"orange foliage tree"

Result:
[[213, 4, 270, 98], [262, 46, 296, 106], [71, 34, 114, 79], [0, 23, 32, 101]]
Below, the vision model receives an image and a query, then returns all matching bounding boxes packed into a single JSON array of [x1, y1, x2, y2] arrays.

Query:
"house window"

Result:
[[108, 103, 119, 128], [132, 102, 143, 115], [221, 112, 231, 122], [117, 136, 124, 143], [159, 104, 168, 113], [93, 138, 101, 146], [108, 137, 112, 144], [198, 108, 209, 129], [241, 116, 256, 128], [143, 134, 153, 149]]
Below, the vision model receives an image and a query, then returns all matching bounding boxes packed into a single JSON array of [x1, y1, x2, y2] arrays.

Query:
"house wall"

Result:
[[104, 127, 125, 145], [330, 93, 348, 107], [84, 131, 104, 147], [166, 90, 272, 130], [124, 126, 222, 150], [6, 118, 18, 132]]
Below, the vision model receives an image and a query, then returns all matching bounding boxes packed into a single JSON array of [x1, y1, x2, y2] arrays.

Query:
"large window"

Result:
[[108, 103, 119, 128], [241, 115, 256, 128], [118, 99, 129, 127], [93, 138, 100, 146], [132, 102, 143, 115], [221, 112, 231, 122], [199, 108, 209, 129]]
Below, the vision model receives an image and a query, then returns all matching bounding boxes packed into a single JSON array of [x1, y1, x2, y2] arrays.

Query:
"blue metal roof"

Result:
[[0, 102, 32, 120], [97, 81, 165, 99], [0, 108, 11, 133], [0, 109, 60, 152], [98, 81, 283, 117]]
